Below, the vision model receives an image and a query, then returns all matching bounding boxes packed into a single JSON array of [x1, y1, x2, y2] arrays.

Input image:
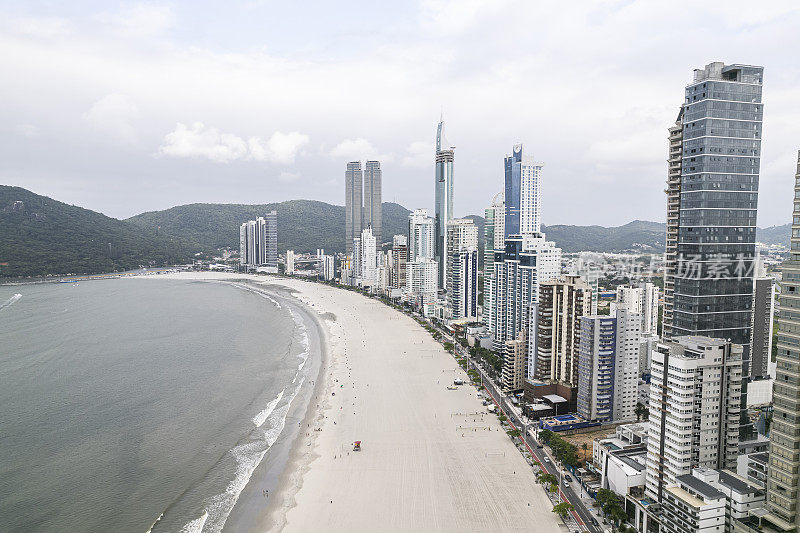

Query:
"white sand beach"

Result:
[[142, 272, 560, 532]]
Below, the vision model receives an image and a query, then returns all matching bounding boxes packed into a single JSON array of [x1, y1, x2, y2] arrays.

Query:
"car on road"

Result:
[[564, 474, 572, 482], [543, 456, 550, 463]]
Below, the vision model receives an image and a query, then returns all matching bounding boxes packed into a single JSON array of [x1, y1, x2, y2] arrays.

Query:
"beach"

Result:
[[144, 272, 560, 532]]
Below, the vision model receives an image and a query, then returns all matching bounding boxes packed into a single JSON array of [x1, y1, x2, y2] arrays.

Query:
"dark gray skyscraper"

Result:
[[434, 119, 454, 289], [345, 161, 363, 255], [363, 160, 382, 247], [662, 62, 763, 359]]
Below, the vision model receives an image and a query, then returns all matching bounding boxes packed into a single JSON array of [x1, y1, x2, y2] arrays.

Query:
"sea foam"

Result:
[[0, 293, 22, 312]]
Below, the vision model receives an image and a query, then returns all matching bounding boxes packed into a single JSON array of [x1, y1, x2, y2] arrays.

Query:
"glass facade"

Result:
[[671, 63, 763, 355], [435, 120, 454, 289]]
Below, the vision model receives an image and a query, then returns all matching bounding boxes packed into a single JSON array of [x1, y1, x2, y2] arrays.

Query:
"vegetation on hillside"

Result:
[[127, 200, 411, 254], [0, 186, 196, 278]]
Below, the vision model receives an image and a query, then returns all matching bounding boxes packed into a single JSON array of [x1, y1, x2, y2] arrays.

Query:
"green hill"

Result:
[[0, 186, 196, 278], [127, 200, 411, 255], [542, 220, 666, 253]]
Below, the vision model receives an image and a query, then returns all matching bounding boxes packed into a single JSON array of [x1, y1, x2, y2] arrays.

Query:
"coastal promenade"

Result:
[[261, 277, 562, 532]]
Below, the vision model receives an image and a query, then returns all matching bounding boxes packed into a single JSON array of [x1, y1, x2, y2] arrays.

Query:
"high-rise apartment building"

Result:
[[408, 209, 435, 263], [759, 152, 800, 531], [445, 218, 478, 320], [407, 260, 438, 305], [645, 336, 743, 505], [286, 250, 295, 275], [750, 277, 775, 381], [613, 283, 659, 337], [239, 212, 277, 269], [490, 234, 561, 356], [363, 160, 382, 247], [535, 275, 591, 386], [359, 226, 377, 282], [483, 193, 505, 331], [504, 144, 542, 237], [502, 330, 527, 391], [577, 308, 641, 424], [661, 62, 763, 361], [391, 234, 408, 289], [434, 119, 455, 288], [345, 161, 363, 256]]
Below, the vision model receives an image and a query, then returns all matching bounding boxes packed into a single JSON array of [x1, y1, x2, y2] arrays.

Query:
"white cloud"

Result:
[[279, 171, 301, 182], [11, 17, 71, 38], [84, 94, 140, 144], [249, 131, 309, 164], [100, 4, 174, 37], [329, 138, 393, 162], [16, 124, 39, 138], [402, 141, 431, 167], [159, 123, 308, 164]]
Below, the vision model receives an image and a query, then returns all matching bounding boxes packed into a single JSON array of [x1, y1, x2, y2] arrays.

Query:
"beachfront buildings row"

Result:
[[239, 212, 277, 271]]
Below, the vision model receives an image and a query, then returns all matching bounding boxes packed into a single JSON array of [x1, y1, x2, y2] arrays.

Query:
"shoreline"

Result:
[[131, 272, 561, 532], [220, 281, 331, 532]]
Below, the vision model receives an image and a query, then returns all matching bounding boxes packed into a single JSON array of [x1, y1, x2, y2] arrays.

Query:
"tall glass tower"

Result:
[[761, 151, 800, 531], [663, 62, 763, 359], [345, 161, 363, 255], [363, 160, 382, 247], [435, 119, 454, 289]]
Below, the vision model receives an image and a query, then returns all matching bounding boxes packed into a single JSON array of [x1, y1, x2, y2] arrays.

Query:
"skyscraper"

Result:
[[446, 218, 478, 320], [345, 161, 363, 256], [749, 277, 775, 381], [661, 62, 763, 360], [408, 209, 435, 263], [359, 226, 377, 282], [483, 193, 505, 331], [434, 119, 455, 288], [363, 160, 382, 247], [535, 275, 591, 386], [577, 308, 641, 424], [645, 337, 742, 504], [761, 151, 800, 531], [504, 144, 542, 237], [391, 234, 408, 289]]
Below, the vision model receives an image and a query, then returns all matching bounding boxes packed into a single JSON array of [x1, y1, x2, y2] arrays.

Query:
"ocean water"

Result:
[[0, 278, 312, 533]]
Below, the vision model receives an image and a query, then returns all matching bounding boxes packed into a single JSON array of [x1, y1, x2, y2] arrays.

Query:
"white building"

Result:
[[446, 218, 479, 320], [408, 209, 435, 262], [286, 250, 295, 275], [360, 226, 377, 284], [577, 308, 641, 423], [322, 255, 335, 281], [661, 467, 765, 533], [613, 283, 659, 337], [646, 337, 743, 505], [239, 213, 278, 270], [407, 259, 438, 305]]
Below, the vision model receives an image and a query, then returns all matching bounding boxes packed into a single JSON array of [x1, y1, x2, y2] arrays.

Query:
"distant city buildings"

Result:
[[239, 211, 277, 270]]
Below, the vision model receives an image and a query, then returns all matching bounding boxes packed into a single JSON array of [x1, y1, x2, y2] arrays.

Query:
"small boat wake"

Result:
[[0, 294, 21, 312]]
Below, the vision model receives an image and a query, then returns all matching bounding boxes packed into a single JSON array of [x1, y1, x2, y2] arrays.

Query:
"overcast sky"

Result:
[[1, 1, 799, 226]]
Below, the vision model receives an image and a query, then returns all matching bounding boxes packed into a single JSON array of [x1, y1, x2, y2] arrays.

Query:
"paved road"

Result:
[[452, 342, 603, 533]]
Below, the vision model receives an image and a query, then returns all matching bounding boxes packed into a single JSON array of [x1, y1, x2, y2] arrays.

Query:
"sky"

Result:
[[1, 0, 799, 227]]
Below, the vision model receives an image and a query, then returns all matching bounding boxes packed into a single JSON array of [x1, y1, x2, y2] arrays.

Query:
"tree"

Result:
[[443, 342, 454, 352], [552, 502, 574, 518], [538, 429, 554, 444], [539, 473, 557, 487], [634, 402, 649, 422], [581, 442, 589, 462], [507, 429, 521, 439]]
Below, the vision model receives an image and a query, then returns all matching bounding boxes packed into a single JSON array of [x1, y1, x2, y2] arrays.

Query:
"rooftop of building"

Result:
[[665, 485, 708, 509], [676, 472, 726, 502], [717, 469, 762, 496]]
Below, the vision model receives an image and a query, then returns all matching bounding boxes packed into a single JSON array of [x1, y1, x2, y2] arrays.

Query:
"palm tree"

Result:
[[581, 442, 589, 462]]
